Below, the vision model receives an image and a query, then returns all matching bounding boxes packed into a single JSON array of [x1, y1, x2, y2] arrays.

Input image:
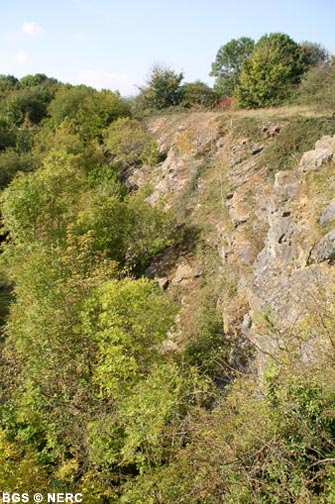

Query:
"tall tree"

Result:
[[299, 41, 330, 69], [210, 37, 255, 97], [236, 33, 304, 108], [141, 65, 184, 109]]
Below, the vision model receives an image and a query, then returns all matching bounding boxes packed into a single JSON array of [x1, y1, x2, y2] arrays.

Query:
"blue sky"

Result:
[[1, 0, 334, 95]]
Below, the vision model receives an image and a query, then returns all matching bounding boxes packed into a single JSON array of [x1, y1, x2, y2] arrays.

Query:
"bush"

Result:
[[49, 86, 130, 140], [0, 149, 36, 189], [180, 81, 216, 108], [297, 61, 335, 110], [104, 117, 157, 167]]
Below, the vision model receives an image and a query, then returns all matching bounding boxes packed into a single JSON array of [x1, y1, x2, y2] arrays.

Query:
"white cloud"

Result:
[[22, 21, 44, 37], [16, 50, 28, 64], [77, 70, 143, 96]]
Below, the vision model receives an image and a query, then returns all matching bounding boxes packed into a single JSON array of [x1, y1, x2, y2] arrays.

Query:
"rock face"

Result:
[[299, 135, 335, 173], [230, 134, 335, 375], [172, 260, 193, 284], [308, 229, 335, 264], [129, 117, 335, 377], [320, 200, 335, 227], [246, 137, 335, 373]]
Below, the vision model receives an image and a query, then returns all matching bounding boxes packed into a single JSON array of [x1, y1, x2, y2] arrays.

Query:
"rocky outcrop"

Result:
[[248, 171, 311, 324], [320, 200, 335, 227], [245, 137, 335, 373], [132, 116, 335, 376], [299, 135, 335, 173], [308, 229, 335, 265]]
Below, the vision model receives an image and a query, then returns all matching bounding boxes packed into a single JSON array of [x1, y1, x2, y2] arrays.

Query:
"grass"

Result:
[[260, 116, 335, 175], [229, 104, 330, 120], [304, 160, 335, 237], [230, 116, 264, 141]]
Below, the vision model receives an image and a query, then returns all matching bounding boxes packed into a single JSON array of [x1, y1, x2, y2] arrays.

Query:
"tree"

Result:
[[0, 116, 16, 151], [180, 81, 216, 108], [104, 117, 153, 167], [141, 65, 184, 109], [298, 59, 335, 110], [48, 86, 130, 140], [19, 73, 58, 88], [236, 33, 304, 108], [0, 75, 18, 94], [0, 149, 36, 189], [5, 75, 60, 126], [299, 41, 330, 70], [210, 37, 255, 97], [6, 87, 50, 125]]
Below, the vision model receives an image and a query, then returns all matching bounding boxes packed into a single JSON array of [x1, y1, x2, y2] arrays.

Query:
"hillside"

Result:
[[1, 101, 335, 502], [131, 109, 335, 374]]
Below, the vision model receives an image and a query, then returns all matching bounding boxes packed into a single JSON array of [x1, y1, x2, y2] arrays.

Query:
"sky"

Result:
[[1, 0, 334, 96]]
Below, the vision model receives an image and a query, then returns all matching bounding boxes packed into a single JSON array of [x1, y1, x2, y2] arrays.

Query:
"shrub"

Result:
[[104, 117, 155, 167], [180, 81, 216, 108], [297, 61, 335, 111]]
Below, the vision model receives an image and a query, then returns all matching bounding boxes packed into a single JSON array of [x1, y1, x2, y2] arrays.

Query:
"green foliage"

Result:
[[236, 33, 304, 108], [1, 152, 84, 247], [32, 119, 105, 175], [49, 85, 130, 140], [210, 37, 255, 97], [6, 87, 50, 125], [0, 149, 36, 189], [0, 429, 50, 492], [299, 41, 330, 69], [183, 282, 229, 381], [141, 139, 166, 166], [297, 61, 335, 110], [2, 68, 335, 501], [142, 65, 184, 109], [84, 277, 176, 397], [104, 117, 156, 167], [0, 75, 18, 94], [126, 364, 335, 503], [19, 73, 58, 89], [0, 115, 16, 150], [180, 81, 216, 108], [261, 116, 335, 174], [3, 75, 58, 126], [77, 188, 175, 272], [0, 74, 62, 191]]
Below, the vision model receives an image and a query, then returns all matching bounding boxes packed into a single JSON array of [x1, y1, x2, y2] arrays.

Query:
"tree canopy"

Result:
[[141, 65, 184, 109], [236, 33, 305, 108], [210, 37, 255, 97]]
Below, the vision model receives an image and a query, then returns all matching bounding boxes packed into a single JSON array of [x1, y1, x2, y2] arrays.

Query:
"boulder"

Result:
[[308, 229, 335, 264], [193, 267, 202, 278], [320, 200, 335, 227], [299, 149, 334, 173], [172, 261, 193, 284], [314, 135, 335, 151]]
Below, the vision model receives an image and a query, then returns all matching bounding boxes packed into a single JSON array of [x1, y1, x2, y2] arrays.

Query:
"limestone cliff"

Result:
[[128, 111, 335, 375]]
